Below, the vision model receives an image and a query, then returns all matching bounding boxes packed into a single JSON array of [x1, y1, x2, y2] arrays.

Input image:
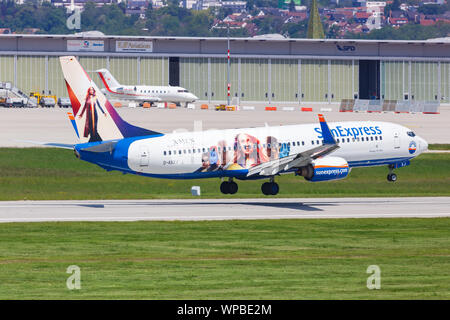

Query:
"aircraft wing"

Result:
[[133, 96, 162, 102], [246, 114, 339, 177]]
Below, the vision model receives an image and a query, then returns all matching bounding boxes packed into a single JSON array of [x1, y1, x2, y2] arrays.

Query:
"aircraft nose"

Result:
[[421, 138, 428, 152], [418, 137, 428, 152], [189, 93, 198, 101]]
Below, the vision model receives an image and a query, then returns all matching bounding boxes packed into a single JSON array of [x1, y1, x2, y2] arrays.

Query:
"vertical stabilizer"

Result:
[[60, 56, 160, 143], [96, 68, 121, 90]]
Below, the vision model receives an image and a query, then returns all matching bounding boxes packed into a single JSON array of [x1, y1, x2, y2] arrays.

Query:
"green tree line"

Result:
[[0, 0, 448, 40]]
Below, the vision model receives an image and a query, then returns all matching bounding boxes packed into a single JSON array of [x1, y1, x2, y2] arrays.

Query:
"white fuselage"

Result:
[[124, 121, 427, 178], [102, 85, 198, 104]]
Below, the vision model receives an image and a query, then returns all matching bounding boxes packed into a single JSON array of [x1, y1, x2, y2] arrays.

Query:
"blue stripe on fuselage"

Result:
[[135, 169, 250, 180], [348, 157, 414, 168]]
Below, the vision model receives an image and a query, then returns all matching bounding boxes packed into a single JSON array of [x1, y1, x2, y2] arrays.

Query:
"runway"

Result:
[[0, 197, 449, 223]]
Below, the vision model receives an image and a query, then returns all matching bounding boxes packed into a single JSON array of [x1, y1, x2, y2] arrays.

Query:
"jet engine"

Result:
[[296, 156, 350, 182]]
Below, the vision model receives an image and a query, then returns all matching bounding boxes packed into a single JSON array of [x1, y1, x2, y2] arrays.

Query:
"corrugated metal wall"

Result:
[[1, 55, 448, 104]]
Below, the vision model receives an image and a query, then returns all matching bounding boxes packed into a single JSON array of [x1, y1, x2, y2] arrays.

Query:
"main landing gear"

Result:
[[261, 177, 279, 196], [220, 179, 238, 194], [387, 164, 397, 182]]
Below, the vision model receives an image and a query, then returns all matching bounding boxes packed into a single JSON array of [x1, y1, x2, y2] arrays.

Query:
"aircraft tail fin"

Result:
[[59, 56, 161, 143], [96, 68, 121, 90]]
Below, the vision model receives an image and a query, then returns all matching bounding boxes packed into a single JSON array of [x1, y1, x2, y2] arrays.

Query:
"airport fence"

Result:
[[344, 99, 440, 114]]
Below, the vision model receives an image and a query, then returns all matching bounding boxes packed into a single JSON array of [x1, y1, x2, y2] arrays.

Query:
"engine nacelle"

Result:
[[296, 156, 350, 182]]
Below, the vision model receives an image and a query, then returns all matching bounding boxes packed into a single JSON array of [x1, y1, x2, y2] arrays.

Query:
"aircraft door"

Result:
[[394, 132, 400, 149], [140, 146, 149, 167]]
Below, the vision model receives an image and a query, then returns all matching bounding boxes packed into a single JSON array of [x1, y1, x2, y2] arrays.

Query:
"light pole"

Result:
[[227, 22, 231, 106]]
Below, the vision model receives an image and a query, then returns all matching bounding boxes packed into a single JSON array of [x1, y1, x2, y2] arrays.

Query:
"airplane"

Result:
[[95, 68, 198, 107], [50, 56, 428, 196]]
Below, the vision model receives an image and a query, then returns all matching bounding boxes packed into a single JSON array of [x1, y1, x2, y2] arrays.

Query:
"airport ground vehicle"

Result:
[[30, 92, 58, 107], [58, 97, 72, 108], [5, 97, 26, 107], [39, 97, 56, 108]]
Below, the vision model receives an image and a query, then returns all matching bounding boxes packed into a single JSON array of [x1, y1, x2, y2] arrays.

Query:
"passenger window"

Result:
[[164, 151, 166, 156], [168, 151, 171, 155], [178, 150, 181, 154], [311, 141, 314, 145], [370, 137, 374, 141]]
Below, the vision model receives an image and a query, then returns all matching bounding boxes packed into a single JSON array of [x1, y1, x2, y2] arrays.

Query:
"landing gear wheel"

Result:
[[261, 182, 279, 195], [220, 181, 238, 194], [387, 173, 397, 182], [270, 182, 279, 195], [229, 181, 238, 195], [220, 181, 230, 194], [261, 182, 270, 195]]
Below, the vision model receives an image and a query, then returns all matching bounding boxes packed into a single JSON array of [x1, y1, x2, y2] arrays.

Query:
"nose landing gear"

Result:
[[387, 164, 397, 182]]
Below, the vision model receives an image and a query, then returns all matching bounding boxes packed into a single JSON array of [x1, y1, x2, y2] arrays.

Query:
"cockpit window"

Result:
[[407, 131, 416, 137]]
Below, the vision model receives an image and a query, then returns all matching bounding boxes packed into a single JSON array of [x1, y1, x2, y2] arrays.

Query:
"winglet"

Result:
[[68, 112, 80, 139], [318, 114, 336, 145]]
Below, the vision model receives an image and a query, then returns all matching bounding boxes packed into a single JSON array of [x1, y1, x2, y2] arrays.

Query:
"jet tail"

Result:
[[60, 56, 161, 143], [96, 68, 121, 91]]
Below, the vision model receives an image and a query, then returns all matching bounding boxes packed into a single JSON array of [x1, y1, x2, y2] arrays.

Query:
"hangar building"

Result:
[[0, 34, 449, 105]]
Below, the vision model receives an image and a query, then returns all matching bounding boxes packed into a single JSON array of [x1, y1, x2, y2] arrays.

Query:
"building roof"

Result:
[[1, 33, 450, 45], [0, 33, 449, 61], [355, 12, 370, 19]]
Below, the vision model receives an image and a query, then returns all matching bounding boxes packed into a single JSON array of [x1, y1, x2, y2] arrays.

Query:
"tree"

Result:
[[307, 0, 325, 39], [384, 0, 401, 16], [289, 0, 296, 12], [346, 22, 450, 41], [418, 4, 448, 16], [145, 2, 155, 30]]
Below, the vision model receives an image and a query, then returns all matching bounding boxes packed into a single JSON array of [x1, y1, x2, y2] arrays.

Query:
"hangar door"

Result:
[[169, 57, 180, 86], [359, 60, 380, 100]]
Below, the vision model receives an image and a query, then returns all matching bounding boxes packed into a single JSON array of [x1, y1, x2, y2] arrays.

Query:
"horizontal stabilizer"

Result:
[[79, 141, 118, 153], [15, 140, 74, 149]]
